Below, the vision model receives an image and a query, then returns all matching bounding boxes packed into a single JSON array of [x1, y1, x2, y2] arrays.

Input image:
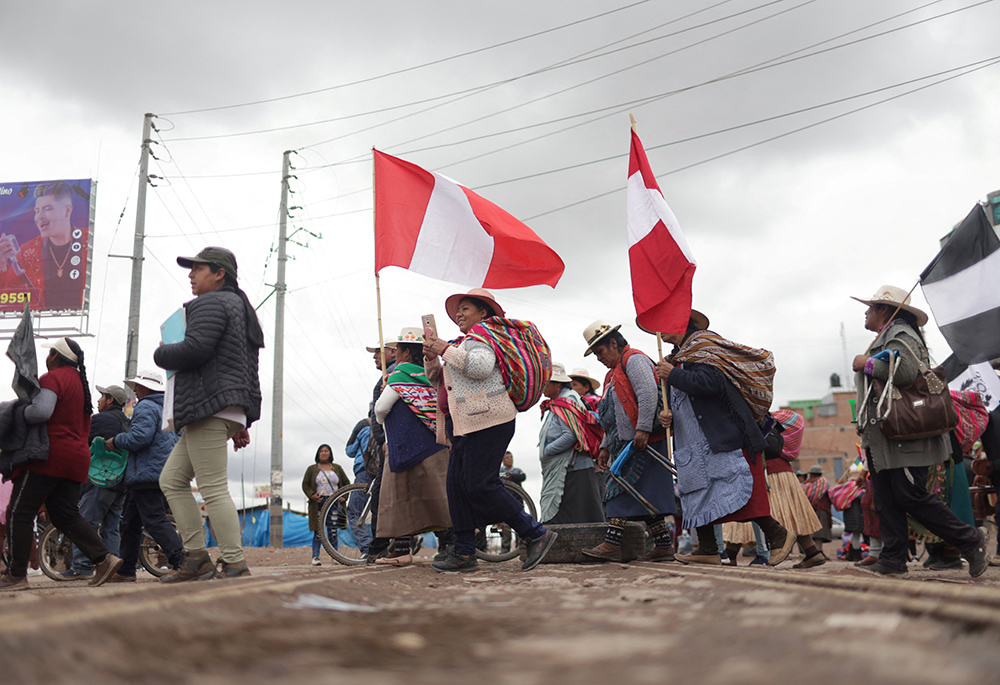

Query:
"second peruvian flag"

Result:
[[627, 129, 696, 335]]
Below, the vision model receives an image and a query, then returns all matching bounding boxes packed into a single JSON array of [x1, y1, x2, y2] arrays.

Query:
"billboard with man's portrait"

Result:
[[0, 179, 94, 315]]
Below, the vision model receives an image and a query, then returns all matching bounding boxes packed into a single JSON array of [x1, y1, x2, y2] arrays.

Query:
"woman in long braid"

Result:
[[0, 338, 123, 591]]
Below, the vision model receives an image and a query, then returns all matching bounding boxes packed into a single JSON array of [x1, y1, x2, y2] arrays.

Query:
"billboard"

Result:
[[0, 179, 94, 315]]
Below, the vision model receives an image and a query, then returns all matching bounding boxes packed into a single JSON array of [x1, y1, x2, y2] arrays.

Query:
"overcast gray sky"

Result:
[[2, 0, 998, 513]]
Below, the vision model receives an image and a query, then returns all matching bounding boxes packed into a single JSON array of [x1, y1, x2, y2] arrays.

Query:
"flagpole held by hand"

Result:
[[655, 331, 674, 463]]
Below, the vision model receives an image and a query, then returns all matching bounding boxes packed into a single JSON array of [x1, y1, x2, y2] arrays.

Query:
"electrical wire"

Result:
[[158, 0, 657, 116], [381, 0, 994, 171], [161, 0, 783, 144], [520, 55, 1000, 221]]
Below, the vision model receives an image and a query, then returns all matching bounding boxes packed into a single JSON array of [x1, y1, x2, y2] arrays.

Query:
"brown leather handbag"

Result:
[[869, 338, 958, 441]]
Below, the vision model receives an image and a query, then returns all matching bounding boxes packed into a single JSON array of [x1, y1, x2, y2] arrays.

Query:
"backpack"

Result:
[[88, 438, 129, 487], [465, 318, 552, 412]]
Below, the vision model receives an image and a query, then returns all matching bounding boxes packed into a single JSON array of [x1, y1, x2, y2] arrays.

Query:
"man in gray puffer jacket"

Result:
[[106, 370, 182, 581]]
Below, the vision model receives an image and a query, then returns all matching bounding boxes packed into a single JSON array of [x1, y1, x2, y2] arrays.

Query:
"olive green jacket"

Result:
[[855, 320, 948, 472], [302, 462, 350, 531]]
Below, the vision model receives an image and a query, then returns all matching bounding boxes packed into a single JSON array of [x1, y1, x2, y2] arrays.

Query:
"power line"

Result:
[[476, 54, 1000, 189], [295, 0, 984, 171], [157, 0, 657, 116], [161, 0, 782, 144], [521, 55, 1000, 221]]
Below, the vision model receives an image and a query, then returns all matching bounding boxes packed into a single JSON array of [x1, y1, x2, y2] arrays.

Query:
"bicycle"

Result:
[[38, 515, 178, 579], [318, 477, 537, 566]]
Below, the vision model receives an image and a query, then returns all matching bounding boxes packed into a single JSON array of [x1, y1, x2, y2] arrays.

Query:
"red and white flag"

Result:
[[373, 150, 564, 289], [627, 129, 696, 334]]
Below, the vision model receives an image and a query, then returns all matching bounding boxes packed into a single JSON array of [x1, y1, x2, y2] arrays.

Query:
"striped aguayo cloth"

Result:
[[386, 362, 437, 433], [671, 330, 775, 422], [464, 317, 552, 413], [772, 409, 804, 460], [950, 389, 989, 454]]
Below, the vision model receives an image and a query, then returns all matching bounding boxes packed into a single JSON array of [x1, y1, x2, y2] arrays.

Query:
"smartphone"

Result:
[[421, 313, 437, 338]]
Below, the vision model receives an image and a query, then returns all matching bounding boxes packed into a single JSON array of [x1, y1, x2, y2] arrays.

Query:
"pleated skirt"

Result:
[[766, 470, 822, 538], [722, 521, 756, 545], [377, 447, 452, 538]]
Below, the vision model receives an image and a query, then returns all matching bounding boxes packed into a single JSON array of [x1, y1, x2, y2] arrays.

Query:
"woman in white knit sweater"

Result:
[[423, 288, 557, 573]]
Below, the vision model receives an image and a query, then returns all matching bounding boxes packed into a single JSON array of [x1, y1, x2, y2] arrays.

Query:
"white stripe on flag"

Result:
[[409, 173, 495, 287], [625, 172, 696, 263], [922, 247, 1000, 326]]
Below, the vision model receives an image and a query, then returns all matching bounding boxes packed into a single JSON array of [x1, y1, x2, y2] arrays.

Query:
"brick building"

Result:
[[780, 388, 861, 480]]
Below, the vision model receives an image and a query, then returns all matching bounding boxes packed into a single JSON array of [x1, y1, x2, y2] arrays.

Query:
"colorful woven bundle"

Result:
[[465, 317, 552, 412], [387, 362, 437, 433], [829, 481, 862, 511], [802, 477, 829, 507], [671, 330, 775, 422], [950, 389, 989, 454], [772, 409, 804, 460], [541, 395, 603, 457]]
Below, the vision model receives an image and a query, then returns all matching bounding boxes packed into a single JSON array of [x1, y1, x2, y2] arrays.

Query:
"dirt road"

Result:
[[3, 548, 1000, 684]]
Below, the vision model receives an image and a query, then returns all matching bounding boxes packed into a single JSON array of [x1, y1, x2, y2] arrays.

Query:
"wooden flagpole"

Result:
[[631, 113, 674, 462], [373, 148, 387, 380]]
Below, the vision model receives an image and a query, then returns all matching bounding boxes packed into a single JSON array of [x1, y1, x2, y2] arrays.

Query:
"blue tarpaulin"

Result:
[[205, 508, 438, 549]]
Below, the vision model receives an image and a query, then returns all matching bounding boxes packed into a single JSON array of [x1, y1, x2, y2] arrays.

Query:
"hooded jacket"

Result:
[[113, 393, 180, 487]]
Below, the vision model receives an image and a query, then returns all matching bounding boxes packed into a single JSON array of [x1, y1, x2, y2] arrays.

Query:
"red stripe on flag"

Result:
[[630, 223, 696, 334], [374, 149, 434, 273], [460, 186, 565, 289], [629, 130, 662, 193], [627, 129, 695, 335]]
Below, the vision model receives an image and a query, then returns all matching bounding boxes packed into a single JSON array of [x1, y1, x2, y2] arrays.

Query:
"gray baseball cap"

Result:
[[96, 384, 128, 405], [176, 246, 238, 280]]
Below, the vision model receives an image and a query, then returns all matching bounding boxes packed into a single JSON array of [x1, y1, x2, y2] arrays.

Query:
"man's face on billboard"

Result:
[[34, 194, 73, 241]]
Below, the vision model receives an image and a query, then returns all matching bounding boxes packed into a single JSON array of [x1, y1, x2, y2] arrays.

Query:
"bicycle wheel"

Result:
[[318, 483, 373, 566], [38, 524, 75, 580], [475, 480, 538, 562], [137, 533, 170, 578]]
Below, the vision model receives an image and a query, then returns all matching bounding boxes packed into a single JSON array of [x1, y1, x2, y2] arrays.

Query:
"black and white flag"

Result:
[[941, 354, 1000, 413], [920, 204, 1000, 365]]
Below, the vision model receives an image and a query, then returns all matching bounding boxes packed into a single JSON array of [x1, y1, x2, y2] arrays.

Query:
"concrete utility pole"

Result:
[[125, 113, 153, 380], [269, 150, 291, 548]]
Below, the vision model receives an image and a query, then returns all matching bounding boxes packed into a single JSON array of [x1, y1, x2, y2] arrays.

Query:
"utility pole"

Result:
[[125, 113, 153, 379], [269, 150, 291, 548]]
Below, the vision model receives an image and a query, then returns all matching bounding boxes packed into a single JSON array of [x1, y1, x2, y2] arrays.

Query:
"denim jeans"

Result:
[[71, 482, 126, 572], [347, 470, 373, 554], [752, 522, 769, 559]]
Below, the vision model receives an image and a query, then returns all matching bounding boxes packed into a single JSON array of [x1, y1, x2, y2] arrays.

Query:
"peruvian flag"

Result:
[[627, 129, 696, 334], [373, 150, 564, 288]]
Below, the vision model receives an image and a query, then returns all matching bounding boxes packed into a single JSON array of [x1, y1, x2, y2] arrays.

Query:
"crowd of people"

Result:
[[2, 249, 998, 591], [299, 282, 1000, 578]]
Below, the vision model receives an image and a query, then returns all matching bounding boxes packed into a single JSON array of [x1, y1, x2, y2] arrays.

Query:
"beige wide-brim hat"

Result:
[[365, 341, 398, 353], [548, 362, 572, 383], [445, 288, 506, 325], [583, 320, 621, 356], [634, 310, 710, 335], [850, 284, 928, 327], [125, 369, 165, 393], [41, 338, 78, 364], [568, 367, 601, 392], [396, 327, 424, 343]]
